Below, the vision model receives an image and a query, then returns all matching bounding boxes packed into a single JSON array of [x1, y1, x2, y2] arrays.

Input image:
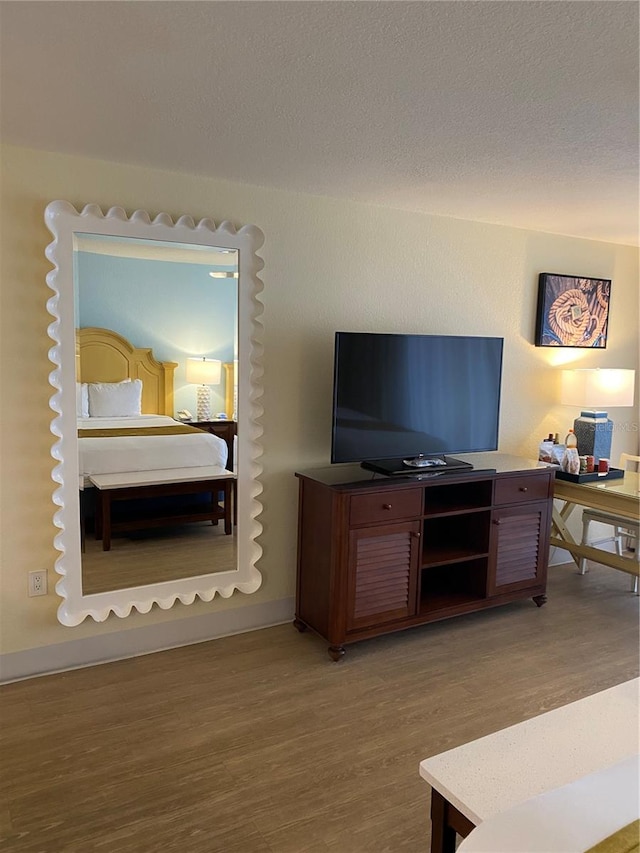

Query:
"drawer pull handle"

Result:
[[382, 503, 392, 510], [493, 519, 502, 525], [519, 486, 528, 492]]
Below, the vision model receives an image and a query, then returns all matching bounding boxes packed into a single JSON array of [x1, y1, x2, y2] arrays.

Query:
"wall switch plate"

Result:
[[28, 570, 48, 597]]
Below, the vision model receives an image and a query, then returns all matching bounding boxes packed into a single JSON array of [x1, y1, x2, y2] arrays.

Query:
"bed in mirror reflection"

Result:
[[76, 327, 237, 594]]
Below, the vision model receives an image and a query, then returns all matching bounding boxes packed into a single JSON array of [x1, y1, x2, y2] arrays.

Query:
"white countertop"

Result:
[[419, 678, 640, 825], [457, 754, 640, 853]]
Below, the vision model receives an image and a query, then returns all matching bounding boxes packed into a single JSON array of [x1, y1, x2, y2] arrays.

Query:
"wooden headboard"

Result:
[[223, 362, 235, 419], [76, 327, 178, 416]]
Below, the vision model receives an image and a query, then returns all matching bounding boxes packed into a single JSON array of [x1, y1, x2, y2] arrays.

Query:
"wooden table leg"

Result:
[[101, 491, 112, 552], [95, 490, 102, 540], [430, 789, 457, 853], [430, 789, 475, 853], [79, 489, 86, 553], [224, 481, 232, 535], [211, 487, 219, 526]]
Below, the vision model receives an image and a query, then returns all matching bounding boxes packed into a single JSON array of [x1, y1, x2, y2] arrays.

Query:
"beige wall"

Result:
[[1, 144, 638, 659]]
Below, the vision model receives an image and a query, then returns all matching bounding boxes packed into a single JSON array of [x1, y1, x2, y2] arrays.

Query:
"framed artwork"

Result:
[[535, 272, 611, 348]]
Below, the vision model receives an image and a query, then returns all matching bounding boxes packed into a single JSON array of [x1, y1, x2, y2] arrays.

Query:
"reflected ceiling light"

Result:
[[209, 271, 239, 279]]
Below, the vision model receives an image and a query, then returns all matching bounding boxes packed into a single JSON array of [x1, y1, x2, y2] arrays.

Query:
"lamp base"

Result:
[[196, 385, 212, 421], [573, 412, 613, 460]]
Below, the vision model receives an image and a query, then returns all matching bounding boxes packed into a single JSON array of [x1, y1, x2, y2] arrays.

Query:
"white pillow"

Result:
[[88, 379, 142, 417], [76, 383, 89, 418]]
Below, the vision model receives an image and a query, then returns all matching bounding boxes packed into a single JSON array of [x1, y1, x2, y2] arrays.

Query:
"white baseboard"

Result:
[[0, 597, 295, 684]]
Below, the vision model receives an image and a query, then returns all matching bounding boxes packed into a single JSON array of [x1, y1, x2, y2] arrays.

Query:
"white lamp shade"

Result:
[[560, 369, 636, 408], [186, 357, 221, 385]]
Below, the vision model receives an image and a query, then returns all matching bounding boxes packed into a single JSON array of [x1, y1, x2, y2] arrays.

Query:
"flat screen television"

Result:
[[331, 332, 504, 475]]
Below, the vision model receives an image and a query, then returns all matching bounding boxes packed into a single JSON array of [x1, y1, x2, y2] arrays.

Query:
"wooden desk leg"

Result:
[[552, 502, 580, 568], [101, 491, 112, 552], [430, 789, 475, 853]]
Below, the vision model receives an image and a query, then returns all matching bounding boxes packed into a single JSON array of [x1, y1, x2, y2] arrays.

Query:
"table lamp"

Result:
[[186, 357, 222, 421], [560, 368, 636, 460]]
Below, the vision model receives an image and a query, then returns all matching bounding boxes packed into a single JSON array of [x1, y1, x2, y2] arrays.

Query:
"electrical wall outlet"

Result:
[[28, 570, 48, 597]]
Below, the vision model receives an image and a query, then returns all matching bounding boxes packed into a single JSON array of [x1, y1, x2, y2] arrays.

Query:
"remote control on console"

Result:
[[402, 455, 447, 468]]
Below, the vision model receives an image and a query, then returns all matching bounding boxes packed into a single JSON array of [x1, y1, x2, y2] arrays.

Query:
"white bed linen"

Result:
[[457, 754, 640, 853], [78, 415, 228, 477]]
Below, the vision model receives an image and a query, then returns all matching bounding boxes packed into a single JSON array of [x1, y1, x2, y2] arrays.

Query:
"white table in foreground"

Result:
[[89, 465, 235, 551], [456, 754, 639, 853], [419, 678, 640, 853]]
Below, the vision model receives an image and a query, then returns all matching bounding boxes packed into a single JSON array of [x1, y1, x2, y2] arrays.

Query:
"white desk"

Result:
[[419, 679, 640, 852]]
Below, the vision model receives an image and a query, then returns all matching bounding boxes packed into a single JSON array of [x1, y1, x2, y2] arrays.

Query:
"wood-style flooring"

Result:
[[82, 524, 237, 595], [1, 562, 638, 853]]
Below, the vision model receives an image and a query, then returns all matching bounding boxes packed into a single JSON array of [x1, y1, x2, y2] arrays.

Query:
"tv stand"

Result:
[[294, 454, 553, 660], [362, 455, 474, 477]]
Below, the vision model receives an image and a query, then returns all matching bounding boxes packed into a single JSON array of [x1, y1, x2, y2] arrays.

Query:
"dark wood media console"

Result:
[[294, 453, 554, 660]]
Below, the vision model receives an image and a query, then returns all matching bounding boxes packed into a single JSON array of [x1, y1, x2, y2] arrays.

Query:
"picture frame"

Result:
[[535, 272, 611, 348]]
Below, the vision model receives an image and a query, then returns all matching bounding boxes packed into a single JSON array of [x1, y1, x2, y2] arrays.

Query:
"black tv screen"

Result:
[[331, 332, 504, 465]]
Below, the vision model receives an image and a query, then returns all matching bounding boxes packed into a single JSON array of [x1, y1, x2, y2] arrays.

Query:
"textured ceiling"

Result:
[[1, 1, 638, 245]]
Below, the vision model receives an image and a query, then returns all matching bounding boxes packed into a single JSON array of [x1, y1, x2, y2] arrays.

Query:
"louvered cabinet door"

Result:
[[346, 521, 420, 632], [488, 502, 550, 595]]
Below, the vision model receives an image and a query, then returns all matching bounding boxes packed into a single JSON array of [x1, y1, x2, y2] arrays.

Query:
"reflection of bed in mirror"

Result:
[[77, 327, 236, 593], [76, 327, 229, 476]]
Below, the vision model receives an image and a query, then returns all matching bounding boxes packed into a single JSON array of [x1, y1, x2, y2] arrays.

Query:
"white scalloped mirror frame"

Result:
[[45, 201, 264, 626]]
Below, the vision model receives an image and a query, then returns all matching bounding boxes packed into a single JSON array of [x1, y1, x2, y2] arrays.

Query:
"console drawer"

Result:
[[494, 475, 550, 506], [349, 489, 422, 526]]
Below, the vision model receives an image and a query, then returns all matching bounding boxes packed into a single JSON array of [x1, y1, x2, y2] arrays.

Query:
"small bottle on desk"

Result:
[[561, 430, 580, 474]]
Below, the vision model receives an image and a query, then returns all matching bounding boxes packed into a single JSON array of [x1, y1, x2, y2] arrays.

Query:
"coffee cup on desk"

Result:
[[598, 458, 610, 473]]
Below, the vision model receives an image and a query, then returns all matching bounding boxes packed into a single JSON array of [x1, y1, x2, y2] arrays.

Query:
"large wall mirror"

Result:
[[45, 202, 264, 626]]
